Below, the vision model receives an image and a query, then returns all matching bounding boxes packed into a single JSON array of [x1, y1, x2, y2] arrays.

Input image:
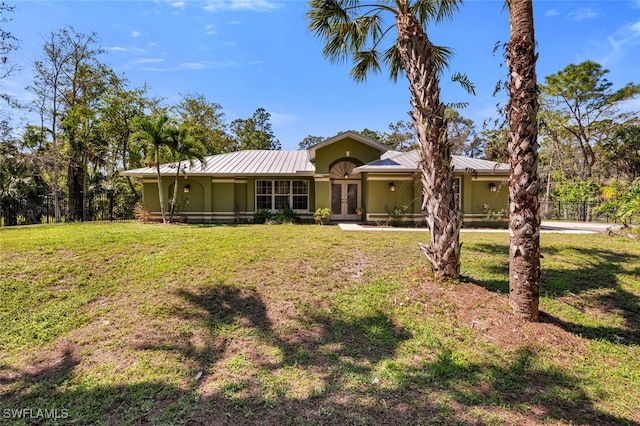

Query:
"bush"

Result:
[[273, 207, 300, 224], [253, 209, 273, 224], [385, 204, 408, 227]]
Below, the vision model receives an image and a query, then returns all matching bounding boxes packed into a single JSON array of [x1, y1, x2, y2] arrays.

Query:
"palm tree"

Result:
[[307, 0, 471, 280], [166, 126, 206, 222], [137, 114, 171, 223], [506, 0, 540, 321]]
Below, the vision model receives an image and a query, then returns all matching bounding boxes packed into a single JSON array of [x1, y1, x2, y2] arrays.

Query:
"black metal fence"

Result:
[[540, 200, 630, 223], [0, 192, 138, 227]]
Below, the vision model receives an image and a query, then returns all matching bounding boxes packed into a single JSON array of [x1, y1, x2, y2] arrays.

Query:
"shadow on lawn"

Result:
[[463, 242, 640, 345], [1, 339, 634, 424]]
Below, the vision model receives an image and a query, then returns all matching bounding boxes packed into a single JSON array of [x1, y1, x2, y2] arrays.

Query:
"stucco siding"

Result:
[[314, 138, 383, 174]]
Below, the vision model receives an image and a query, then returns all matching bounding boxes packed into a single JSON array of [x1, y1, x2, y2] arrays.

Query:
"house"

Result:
[[121, 131, 509, 225]]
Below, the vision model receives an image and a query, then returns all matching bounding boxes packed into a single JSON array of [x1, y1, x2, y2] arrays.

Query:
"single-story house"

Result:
[[121, 131, 509, 225]]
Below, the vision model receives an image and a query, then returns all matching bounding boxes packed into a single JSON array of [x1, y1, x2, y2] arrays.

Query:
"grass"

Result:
[[1, 222, 639, 425]]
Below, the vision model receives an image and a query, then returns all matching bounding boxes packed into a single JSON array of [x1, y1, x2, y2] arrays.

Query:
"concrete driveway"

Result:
[[339, 220, 614, 234]]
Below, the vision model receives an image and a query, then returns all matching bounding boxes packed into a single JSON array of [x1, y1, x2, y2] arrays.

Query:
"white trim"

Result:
[[255, 179, 310, 211], [212, 178, 236, 183], [366, 175, 414, 181], [471, 176, 508, 181]]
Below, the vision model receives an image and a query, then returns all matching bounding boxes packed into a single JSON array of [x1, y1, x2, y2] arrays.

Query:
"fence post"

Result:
[[107, 189, 114, 222]]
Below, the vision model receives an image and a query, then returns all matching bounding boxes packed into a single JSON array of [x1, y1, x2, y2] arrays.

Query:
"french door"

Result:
[[331, 180, 360, 220]]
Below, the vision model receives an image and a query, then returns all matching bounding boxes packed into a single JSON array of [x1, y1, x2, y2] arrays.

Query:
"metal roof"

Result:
[[353, 151, 509, 174], [121, 146, 508, 178], [120, 150, 315, 177]]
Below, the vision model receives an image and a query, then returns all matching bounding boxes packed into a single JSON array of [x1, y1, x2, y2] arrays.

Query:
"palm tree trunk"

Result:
[[170, 169, 179, 222], [397, 12, 461, 280], [155, 155, 167, 223], [507, 0, 540, 321]]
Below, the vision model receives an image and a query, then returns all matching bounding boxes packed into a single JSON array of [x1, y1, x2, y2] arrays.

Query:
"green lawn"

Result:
[[1, 222, 638, 425]]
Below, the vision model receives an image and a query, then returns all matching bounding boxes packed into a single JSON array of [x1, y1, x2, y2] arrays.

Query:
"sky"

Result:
[[2, 0, 640, 150]]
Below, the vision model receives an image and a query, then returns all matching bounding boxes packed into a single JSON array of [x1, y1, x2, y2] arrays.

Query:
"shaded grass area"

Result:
[[1, 222, 639, 425]]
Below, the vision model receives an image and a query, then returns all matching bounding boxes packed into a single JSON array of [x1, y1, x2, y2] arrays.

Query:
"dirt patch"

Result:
[[409, 269, 586, 353]]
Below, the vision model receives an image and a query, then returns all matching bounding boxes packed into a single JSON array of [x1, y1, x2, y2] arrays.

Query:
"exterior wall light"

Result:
[[183, 184, 191, 193], [344, 172, 349, 179], [389, 182, 396, 192], [489, 182, 497, 192]]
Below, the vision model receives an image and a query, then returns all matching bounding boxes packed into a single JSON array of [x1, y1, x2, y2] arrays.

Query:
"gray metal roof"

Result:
[[121, 147, 508, 178], [121, 150, 315, 177], [353, 151, 509, 174]]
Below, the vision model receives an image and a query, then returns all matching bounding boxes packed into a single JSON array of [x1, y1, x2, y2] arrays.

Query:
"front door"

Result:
[[331, 180, 360, 220]]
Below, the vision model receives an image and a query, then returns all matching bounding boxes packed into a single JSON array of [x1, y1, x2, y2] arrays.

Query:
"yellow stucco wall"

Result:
[[314, 137, 383, 173]]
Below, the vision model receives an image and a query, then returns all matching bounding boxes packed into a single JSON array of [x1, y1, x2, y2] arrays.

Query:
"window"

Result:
[[256, 180, 309, 211], [256, 180, 272, 210]]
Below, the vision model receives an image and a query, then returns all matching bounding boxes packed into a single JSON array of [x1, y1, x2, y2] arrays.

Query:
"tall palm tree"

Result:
[[307, 0, 471, 279], [137, 114, 171, 223], [166, 126, 206, 222], [506, 0, 540, 321]]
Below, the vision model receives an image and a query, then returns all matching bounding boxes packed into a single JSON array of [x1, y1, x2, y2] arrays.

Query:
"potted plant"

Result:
[[314, 207, 331, 225], [355, 207, 364, 216]]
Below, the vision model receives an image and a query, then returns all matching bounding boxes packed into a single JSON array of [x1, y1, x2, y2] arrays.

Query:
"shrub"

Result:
[[253, 209, 273, 224], [273, 207, 300, 224], [385, 204, 408, 227]]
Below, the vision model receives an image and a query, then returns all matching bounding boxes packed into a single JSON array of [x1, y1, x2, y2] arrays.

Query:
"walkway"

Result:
[[339, 221, 612, 234]]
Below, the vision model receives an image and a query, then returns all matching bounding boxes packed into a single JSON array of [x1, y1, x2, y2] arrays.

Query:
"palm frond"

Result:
[[382, 44, 402, 82], [412, 0, 463, 24], [351, 49, 382, 81], [307, 0, 350, 37], [446, 101, 470, 109], [433, 44, 454, 71], [450, 72, 475, 95]]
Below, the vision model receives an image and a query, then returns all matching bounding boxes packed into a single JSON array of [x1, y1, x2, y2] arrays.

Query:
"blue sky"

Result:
[[3, 0, 640, 150]]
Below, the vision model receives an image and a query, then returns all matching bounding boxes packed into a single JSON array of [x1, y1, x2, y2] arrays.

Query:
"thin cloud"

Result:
[[170, 1, 186, 8], [204, 0, 279, 12], [107, 46, 148, 54], [131, 30, 145, 38], [545, 9, 559, 17], [134, 58, 165, 64], [140, 60, 237, 72], [592, 19, 640, 67], [568, 7, 598, 21], [204, 24, 217, 36], [269, 111, 297, 125], [179, 62, 205, 70]]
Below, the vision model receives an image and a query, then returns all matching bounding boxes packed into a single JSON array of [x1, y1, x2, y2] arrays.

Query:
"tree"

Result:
[[358, 128, 384, 143], [482, 127, 509, 162], [446, 108, 478, 156], [540, 60, 640, 179], [384, 120, 416, 151], [98, 76, 150, 198], [601, 124, 640, 180], [506, 0, 540, 322], [0, 2, 18, 102], [166, 126, 206, 222], [299, 135, 325, 149], [0, 123, 49, 226], [308, 0, 472, 279], [137, 114, 171, 223], [230, 108, 280, 150], [29, 27, 109, 222], [173, 93, 230, 154]]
